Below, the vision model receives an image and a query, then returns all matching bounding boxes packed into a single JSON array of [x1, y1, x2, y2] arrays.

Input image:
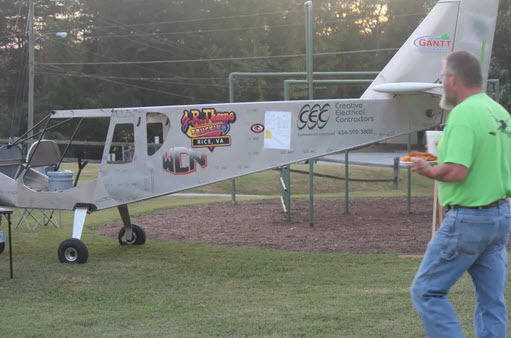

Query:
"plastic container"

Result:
[[47, 170, 74, 191], [425, 130, 443, 156]]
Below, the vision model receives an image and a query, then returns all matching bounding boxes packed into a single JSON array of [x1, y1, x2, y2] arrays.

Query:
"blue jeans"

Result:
[[411, 201, 511, 337]]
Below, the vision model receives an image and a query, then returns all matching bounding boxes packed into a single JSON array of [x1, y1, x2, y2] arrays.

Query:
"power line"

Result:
[[38, 71, 222, 103], [91, 12, 207, 59], [80, 22, 304, 39], [44, 35, 186, 79], [39, 48, 399, 66], [37, 69, 226, 82], [40, 10, 427, 39], [38, 38, 238, 81], [315, 48, 398, 56], [86, 12, 300, 72], [37, 71, 302, 93], [39, 53, 304, 65], [42, 9, 426, 36], [37, 71, 230, 88], [8, 9, 427, 42], [44, 9, 302, 34]]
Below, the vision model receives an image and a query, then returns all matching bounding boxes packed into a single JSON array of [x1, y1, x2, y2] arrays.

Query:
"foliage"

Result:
[[1, 0, 510, 141], [491, 0, 511, 110]]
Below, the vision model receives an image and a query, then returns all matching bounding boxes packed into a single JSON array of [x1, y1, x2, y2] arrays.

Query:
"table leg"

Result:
[[8, 213, 12, 279]]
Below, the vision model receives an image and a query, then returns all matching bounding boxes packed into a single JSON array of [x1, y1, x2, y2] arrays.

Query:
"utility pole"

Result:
[[28, 0, 35, 138]]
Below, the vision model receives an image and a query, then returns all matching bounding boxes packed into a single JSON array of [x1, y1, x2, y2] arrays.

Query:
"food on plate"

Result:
[[401, 151, 438, 162]]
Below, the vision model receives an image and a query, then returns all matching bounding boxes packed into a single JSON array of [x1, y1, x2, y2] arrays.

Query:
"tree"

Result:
[[492, 0, 511, 110], [1, 0, 510, 143]]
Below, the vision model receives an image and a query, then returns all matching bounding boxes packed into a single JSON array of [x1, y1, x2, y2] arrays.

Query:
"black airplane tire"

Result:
[[58, 238, 88, 264], [0, 242, 4, 254], [118, 224, 146, 245]]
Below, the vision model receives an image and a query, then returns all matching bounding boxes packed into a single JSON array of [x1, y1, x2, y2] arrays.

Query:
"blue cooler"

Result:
[[47, 170, 74, 191]]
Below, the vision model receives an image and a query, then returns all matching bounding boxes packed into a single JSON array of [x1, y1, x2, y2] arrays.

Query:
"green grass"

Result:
[[61, 162, 435, 198], [0, 224, 481, 337], [0, 162, 489, 337]]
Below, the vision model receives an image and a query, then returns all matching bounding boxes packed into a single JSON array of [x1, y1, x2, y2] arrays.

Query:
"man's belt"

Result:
[[447, 199, 507, 210]]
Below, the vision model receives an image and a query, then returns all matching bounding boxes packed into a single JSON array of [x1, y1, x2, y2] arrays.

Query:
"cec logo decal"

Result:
[[250, 123, 265, 133], [298, 104, 330, 130]]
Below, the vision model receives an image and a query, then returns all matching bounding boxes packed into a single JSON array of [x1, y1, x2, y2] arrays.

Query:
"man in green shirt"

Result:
[[410, 50, 511, 337]]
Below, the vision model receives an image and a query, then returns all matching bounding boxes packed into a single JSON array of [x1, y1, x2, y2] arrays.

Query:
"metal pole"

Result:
[[305, 1, 314, 226], [393, 157, 400, 190], [282, 166, 291, 220], [8, 213, 13, 279], [231, 178, 236, 204], [285, 79, 374, 85], [407, 133, 412, 213], [228, 73, 236, 104], [229, 74, 237, 204], [284, 81, 291, 101], [309, 160, 314, 226], [284, 79, 373, 101], [228, 71, 379, 102], [28, 0, 35, 139], [305, 1, 314, 100], [286, 166, 291, 220], [345, 151, 349, 213]]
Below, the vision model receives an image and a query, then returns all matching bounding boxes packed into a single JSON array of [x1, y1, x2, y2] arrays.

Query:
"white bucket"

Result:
[[425, 131, 443, 156], [47, 170, 74, 191]]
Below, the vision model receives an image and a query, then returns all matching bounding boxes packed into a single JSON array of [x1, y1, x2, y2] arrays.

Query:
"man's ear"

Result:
[[451, 74, 459, 88]]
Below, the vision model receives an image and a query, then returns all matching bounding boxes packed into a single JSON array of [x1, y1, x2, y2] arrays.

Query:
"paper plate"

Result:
[[400, 161, 437, 165]]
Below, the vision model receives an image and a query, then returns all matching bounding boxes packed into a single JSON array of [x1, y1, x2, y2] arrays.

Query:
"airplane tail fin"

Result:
[[362, 0, 499, 99]]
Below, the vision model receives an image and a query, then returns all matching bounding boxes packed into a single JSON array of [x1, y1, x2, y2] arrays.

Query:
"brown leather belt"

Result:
[[447, 199, 507, 210]]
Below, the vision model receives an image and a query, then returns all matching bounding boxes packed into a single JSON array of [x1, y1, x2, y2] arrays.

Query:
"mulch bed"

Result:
[[97, 196, 437, 254]]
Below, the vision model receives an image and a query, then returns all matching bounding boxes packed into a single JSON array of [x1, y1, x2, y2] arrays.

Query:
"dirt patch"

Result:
[[97, 196, 437, 254]]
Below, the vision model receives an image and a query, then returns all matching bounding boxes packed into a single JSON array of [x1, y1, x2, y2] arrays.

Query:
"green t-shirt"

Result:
[[438, 93, 511, 206]]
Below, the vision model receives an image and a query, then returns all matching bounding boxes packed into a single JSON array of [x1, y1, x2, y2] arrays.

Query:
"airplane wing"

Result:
[[373, 82, 443, 95]]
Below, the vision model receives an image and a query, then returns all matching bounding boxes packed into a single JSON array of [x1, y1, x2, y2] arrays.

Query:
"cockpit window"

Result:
[[109, 123, 134, 164], [147, 112, 169, 156]]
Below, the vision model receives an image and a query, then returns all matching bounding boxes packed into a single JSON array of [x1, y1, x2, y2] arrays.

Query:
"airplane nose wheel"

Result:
[[118, 224, 146, 245], [58, 238, 89, 263]]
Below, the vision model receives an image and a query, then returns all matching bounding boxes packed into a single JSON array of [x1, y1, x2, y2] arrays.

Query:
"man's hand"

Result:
[[410, 157, 468, 182], [410, 157, 432, 177]]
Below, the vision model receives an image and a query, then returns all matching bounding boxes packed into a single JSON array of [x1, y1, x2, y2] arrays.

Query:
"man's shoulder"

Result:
[[450, 94, 502, 120], [459, 93, 489, 108]]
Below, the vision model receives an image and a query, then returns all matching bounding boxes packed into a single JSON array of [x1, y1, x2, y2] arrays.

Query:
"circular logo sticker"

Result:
[[250, 123, 265, 133]]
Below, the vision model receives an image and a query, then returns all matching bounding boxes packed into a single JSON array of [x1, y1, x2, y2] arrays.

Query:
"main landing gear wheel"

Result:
[[0, 242, 4, 255], [118, 224, 146, 245], [58, 238, 89, 264]]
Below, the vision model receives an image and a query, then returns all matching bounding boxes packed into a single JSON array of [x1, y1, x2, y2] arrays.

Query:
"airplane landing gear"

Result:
[[118, 224, 146, 245], [0, 219, 5, 254], [57, 205, 90, 263], [117, 204, 146, 246], [58, 238, 88, 263]]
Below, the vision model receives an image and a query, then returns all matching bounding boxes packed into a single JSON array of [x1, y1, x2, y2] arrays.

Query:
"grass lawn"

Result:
[[0, 162, 496, 337], [62, 161, 435, 198]]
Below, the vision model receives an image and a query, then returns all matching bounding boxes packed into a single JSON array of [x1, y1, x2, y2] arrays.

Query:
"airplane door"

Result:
[[97, 111, 154, 208]]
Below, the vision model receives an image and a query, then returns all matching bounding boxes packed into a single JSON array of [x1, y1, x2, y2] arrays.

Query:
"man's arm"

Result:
[[410, 157, 468, 182]]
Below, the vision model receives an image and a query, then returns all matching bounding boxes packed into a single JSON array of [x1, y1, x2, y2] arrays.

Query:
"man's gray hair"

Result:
[[444, 50, 483, 87]]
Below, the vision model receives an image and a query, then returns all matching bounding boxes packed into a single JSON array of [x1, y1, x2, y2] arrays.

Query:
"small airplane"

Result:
[[0, 0, 500, 263]]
